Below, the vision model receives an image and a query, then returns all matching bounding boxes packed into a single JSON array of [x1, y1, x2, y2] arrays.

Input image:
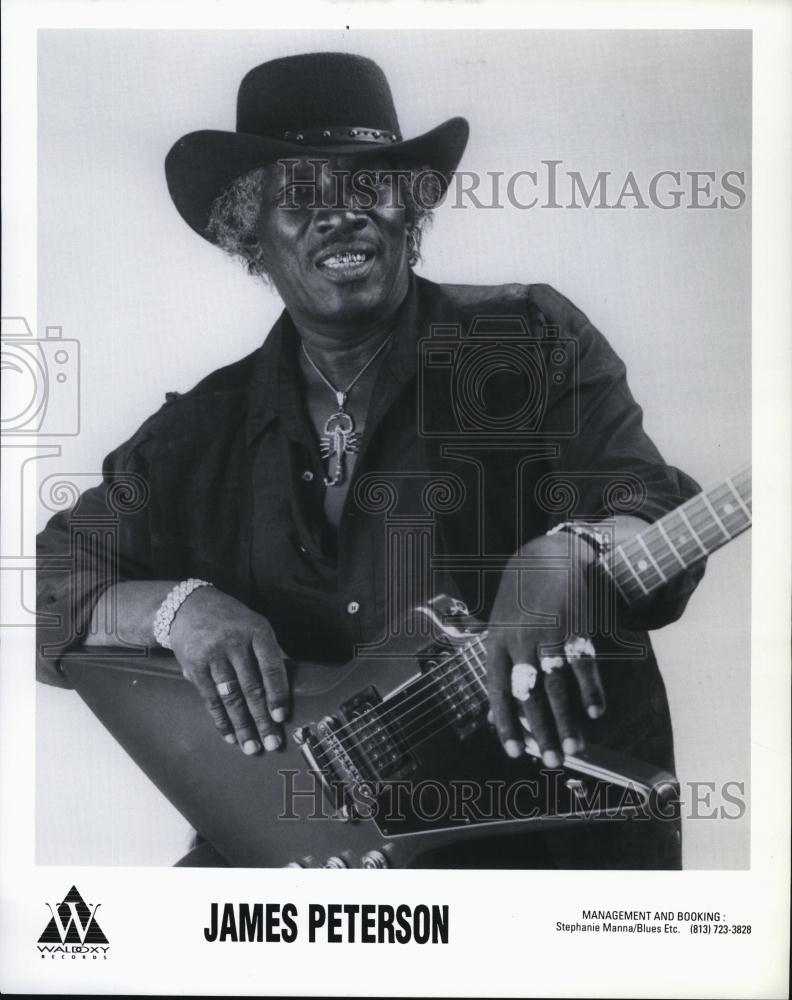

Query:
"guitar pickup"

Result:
[[421, 650, 488, 740], [338, 686, 417, 781]]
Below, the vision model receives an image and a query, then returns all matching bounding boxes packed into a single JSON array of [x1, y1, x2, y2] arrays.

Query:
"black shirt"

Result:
[[37, 275, 705, 785]]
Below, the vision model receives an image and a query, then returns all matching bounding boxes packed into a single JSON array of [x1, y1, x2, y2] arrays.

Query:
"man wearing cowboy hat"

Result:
[[37, 52, 705, 868]]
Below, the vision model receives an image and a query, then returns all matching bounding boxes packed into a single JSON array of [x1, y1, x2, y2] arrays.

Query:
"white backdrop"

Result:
[[35, 29, 751, 868]]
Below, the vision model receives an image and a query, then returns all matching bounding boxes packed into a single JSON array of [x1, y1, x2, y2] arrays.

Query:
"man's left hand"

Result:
[[485, 530, 606, 767]]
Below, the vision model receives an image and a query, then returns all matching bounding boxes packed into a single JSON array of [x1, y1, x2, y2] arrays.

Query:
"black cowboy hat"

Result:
[[165, 51, 469, 243]]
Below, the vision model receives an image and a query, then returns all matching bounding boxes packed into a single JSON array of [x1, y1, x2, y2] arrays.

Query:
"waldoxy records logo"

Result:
[[37, 885, 110, 960]]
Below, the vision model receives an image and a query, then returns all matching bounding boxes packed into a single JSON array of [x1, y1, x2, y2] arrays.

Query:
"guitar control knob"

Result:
[[361, 850, 389, 869], [323, 856, 348, 869], [284, 861, 303, 868]]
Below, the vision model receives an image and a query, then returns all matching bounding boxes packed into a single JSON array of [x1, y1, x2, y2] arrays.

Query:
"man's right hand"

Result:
[[168, 586, 289, 756]]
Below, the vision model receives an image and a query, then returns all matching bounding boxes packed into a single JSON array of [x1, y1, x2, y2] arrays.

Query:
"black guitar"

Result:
[[63, 467, 751, 868]]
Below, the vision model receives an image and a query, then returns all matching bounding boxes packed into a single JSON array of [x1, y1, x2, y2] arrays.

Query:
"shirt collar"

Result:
[[245, 272, 451, 447], [245, 310, 287, 446]]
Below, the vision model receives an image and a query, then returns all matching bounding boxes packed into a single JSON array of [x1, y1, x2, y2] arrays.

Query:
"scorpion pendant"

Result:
[[320, 409, 361, 486]]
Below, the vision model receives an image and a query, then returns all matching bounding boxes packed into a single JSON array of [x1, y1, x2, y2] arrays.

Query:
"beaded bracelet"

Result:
[[153, 578, 214, 649]]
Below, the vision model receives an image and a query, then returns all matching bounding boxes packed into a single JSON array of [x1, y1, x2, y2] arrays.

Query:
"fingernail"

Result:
[[263, 734, 281, 751], [505, 739, 523, 759], [543, 749, 563, 768], [562, 737, 579, 755], [587, 705, 604, 720], [243, 739, 261, 755], [271, 707, 286, 723], [224, 734, 236, 744]]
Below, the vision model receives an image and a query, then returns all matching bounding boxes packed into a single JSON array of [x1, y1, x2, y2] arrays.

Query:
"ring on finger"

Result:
[[540, 654, 565, 674], [511, 662, 539, 702], [215, 679, 241, 698], [564, 636, 596, 661]]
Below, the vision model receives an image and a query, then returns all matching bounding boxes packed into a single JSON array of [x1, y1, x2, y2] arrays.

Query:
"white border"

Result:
[[2, 1, 789, 996]]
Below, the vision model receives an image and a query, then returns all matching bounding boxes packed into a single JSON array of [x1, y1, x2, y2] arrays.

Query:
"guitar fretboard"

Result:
[[603, 466, 751, 604]]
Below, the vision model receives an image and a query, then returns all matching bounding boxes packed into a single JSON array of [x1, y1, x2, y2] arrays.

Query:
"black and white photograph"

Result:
[[1, 3, 789, 997]]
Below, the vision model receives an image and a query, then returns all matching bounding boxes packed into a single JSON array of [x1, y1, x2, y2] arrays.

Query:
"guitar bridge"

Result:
[[293, 685, 417, 820]]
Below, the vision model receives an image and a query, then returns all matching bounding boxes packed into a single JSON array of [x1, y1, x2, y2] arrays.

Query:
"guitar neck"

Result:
[[602, 465, 752, 605]]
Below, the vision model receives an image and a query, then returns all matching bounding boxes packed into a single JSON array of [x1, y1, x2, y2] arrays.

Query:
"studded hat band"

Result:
[[281, 126, 401, 145]]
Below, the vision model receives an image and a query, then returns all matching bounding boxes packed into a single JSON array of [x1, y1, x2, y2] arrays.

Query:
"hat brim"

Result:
[[165, 116, 469, 243]]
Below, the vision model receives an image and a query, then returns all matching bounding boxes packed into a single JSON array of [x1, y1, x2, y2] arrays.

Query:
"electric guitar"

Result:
[[62, 467, 751, 868]]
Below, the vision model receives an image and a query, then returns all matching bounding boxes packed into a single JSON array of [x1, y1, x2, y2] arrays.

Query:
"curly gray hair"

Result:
[[206, 162, 443, 283]]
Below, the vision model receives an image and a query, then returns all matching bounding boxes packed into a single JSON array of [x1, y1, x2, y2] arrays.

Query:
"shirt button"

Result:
[[301, 470, 314, 482], [346, 601, 361, 615]]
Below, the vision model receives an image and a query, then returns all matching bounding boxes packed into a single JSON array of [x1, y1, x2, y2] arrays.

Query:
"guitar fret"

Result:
[[638, 523, 680, 576], [637, 534, 667, 581], [657, 520, 688, 569], [615, 544, 650, 595], [701, 493, 732, 541], [620, 537, 664, 591], [709, 482, 751, 537], [600, 557, 632, 602], [725, 476, 752, 520], [597, 465, 751, 607], [657, 511, 703, 565], [731, 468, 752, 508], [678, 508, 708, 555], [604, 548, 643, 600], [684, 496, 726, 550]]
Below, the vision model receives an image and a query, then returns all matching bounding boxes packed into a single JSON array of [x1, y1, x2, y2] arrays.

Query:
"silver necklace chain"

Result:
[[300, 332, 394, 487], [301, 333, 393, 409]]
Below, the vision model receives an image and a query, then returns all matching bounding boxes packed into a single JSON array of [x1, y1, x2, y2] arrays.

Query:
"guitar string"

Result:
[[618, 469, 752, 562], [311, 673, 495, 774], [306, 644, 510, 763], [611, 476, 752, 581], [603, 476, 751, 593], [619, 485, 752, 576], [613, 472, 751, 574], [307, 636, 494, 767], [307, 666, 491, 774], [303, 636, 483, 747], [526, 471, 753, 602], [325, 630, 487, 740]]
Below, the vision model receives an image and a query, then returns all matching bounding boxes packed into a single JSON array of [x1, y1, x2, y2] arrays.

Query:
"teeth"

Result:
[[321, 251, 368, 267]]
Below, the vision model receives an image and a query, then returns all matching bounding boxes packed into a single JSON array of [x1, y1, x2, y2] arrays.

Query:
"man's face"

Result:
[[256, 156, 412, 334]]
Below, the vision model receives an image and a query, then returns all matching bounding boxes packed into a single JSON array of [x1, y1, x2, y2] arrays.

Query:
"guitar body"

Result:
[[63, 598, 675, 869]]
